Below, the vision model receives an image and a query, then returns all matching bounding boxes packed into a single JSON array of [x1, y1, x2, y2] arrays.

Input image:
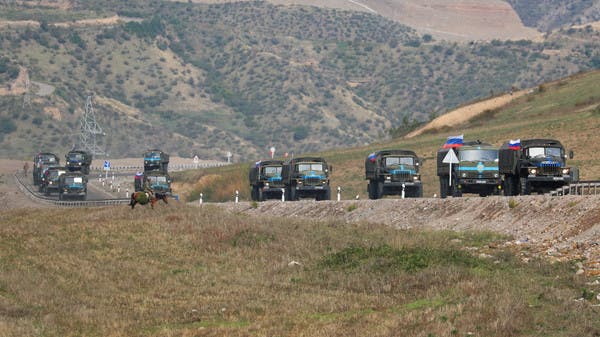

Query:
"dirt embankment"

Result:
[[213, 195, 600, 275]]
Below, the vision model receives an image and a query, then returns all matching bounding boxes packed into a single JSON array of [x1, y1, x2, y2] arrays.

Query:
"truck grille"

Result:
[[538, 165, 560, 176], [304, 177, 322, 186], [392, 172, 411, 182]]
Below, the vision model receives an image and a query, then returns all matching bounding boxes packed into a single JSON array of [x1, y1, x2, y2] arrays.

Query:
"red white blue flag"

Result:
[[508, 139, 521, 150], [367, 152, 377, 162], [443, 134, 464, 148]]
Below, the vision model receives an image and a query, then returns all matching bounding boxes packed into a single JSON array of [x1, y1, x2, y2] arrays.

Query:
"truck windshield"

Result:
[[297, 163, 324, 173], [148, 176, 167, 183], [527, 147, 562, 158], [68, 153, 84, 160], [50, 170, 66, 179], [384, 156, 414, 167], [145, 152, 162, 159], [459, 149, 498, 162], [39, 155, 57, 163], [263, 166, 282, 177]]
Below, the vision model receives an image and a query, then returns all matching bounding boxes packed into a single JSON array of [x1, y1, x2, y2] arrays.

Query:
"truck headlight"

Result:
[[413, 176, 419, 181], [494, 173, 499, 178], [461, 172, 467, 178], [385, 176, 391, 180], [265, 182, 269, 187], [562, 168, 570, 175], [529, 168, 537, 175]]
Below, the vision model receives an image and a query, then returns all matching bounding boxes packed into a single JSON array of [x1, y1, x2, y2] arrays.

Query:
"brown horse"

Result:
[[129, 191, 169, 209]]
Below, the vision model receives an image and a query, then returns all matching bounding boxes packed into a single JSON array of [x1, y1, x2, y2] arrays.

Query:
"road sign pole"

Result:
[[449, 162, 452, 187]]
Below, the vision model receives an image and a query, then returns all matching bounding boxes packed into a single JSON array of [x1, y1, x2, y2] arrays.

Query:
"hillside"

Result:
[[0, 1, 599, 161], [506, 0, 600, 32], [190, 0, 542, 42], [175, 69, 600, 201]]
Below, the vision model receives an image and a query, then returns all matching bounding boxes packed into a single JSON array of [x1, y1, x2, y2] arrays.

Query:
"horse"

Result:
[[129, 191, 169, 209]]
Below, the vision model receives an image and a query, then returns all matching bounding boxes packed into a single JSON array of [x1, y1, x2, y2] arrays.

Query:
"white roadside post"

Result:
[[235, 190, 239, 203], [442, 149, 459, 187], [199, 193, 203, 205], [125, 188, 129, 198], [401, 183, 405, 199], [337, 186, 341, 201], [281, 188, 285, 202]]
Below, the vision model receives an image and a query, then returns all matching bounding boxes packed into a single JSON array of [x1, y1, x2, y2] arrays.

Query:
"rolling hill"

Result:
[[0, 0, 598, 161]]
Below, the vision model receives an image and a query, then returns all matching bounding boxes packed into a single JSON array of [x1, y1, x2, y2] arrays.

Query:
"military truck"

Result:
[[143, 149, 169, 172], [499, 139, 578, 195], [65, 150, 92, 175], [437, 140, 502, 198], [40, 166, 67, 195], [365, 150, 423, 199], [249, 160, 285, 201], [58, 172, 88, 201], [282, 157, 331, 201], [33, 152, 59, 185], [143, 170, 172, 195]]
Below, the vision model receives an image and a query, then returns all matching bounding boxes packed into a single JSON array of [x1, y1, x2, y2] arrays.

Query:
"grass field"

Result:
[[1, 204, 599, 336], [176, 70, 600, 202]]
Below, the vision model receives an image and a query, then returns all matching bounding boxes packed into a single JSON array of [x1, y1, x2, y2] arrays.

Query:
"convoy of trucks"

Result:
[[26, 136, 581, 203]]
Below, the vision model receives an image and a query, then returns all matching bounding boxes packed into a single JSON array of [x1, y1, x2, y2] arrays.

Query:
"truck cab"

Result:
[[65, 150, 92, 175], [499, 139, 578, 195], [58, 172, 88, 201], [40, 166, 67, 195], [33, 152, 59, 185], [144, 170, 172, 196], [282, 157, 331, 201], [365, 150, 423, 199], [249, 160, 285, 201], [437, 141, 502, 198], [143, 149, 169, 172]]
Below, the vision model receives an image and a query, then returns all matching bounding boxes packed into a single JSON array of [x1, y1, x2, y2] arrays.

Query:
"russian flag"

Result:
[[443, 134, 464, 148], [508, 139, 521, 150], [367, 152, 377, 163], [255, 160, 261, 167]]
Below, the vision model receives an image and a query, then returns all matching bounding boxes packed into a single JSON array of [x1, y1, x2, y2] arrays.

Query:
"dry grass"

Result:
[[1, 205, 599, 336]]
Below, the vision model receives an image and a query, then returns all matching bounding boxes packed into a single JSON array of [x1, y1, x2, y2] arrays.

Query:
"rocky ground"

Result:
[[211, 195, 600, 276]]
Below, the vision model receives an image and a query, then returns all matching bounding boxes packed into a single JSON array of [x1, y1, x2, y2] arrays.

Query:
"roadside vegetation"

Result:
[[1, 205, 599, 336]]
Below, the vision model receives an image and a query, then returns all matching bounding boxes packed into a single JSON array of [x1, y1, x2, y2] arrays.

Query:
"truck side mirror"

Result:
[[568, 150, 574, 159]]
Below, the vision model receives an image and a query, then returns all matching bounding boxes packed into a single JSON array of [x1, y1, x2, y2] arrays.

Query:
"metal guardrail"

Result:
[[14, 172, 130, 207], [89, 162, 228, 172], [549, 181, 600, 196]]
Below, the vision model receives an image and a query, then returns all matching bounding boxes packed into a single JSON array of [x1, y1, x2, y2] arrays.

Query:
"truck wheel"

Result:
[[415, 185, 423, 198], [44, 187, 49, 196], [59, 193, 63, 201], [439, 177, 449, 199], [376, 181, 384, 199], [321, 187, 331, 201], [258, 188, 264, 202], [520, 178, 530, 195], [367, 181, 377, 199], [452, 181, 462, 197], [289, 187, 297, 201]]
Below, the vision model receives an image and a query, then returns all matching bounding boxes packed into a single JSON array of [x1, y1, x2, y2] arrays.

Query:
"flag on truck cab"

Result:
[[443, 134, 464, 148], [508, 139, 521, 150], [255, 160, 261, 167], [367, 152, 377, 162]]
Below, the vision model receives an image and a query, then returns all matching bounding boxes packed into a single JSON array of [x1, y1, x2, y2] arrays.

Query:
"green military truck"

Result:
[[282, 157, 332, 201], [143, 170, 172, 196], [499, 138, 578, 195], [33, 152, 60, 185], [437, 140, 502, 198], [58, 172, 88, 201], [143, 149, 169, 172], [40, 166, 67, 195], [65, 150, 92, 175], [249, 160, 285, 201], [365, 150, 423, 199]]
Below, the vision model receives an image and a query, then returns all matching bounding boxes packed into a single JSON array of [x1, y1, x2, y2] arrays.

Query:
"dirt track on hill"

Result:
[[213, 196, 600, 276]]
